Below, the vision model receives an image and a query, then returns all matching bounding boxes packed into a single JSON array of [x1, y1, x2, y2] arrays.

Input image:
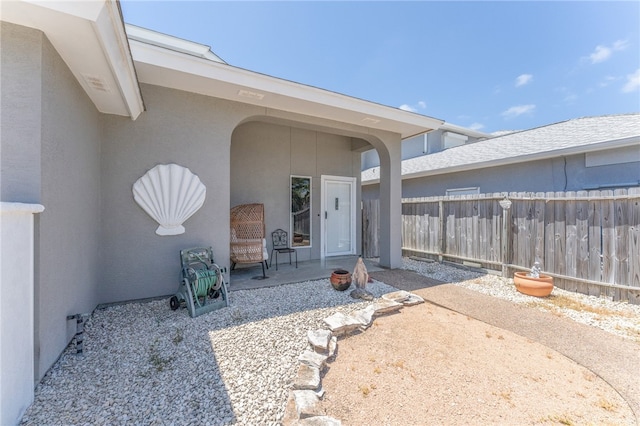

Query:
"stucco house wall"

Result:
[[100, 84, 366, 305], [1, 22, 42, 202], [100, 83, 253, 303], [362, 147, 640, 200], [38, 25, 103, 381], [231, 121, 362, 263], [1, 22, 103, 382]]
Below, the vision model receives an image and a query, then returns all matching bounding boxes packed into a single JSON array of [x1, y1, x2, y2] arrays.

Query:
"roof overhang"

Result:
[[1, 0, 144, 119], [127, 25, 443, 139]]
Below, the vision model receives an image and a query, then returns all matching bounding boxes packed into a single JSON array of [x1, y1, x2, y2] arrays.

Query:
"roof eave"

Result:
[[128, 36, 443, 138], [2, 0, 144, 119]]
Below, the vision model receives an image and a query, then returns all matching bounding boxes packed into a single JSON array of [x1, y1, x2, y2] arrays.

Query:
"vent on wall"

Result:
[[81, 74, 111, 93]]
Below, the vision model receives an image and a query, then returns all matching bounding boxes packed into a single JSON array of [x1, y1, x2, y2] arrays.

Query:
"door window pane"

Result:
[[291, 176, 311, 247]]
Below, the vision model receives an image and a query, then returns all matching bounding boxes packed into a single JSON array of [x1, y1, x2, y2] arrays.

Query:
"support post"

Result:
[[438, 200, 445, 263], [499, 197, 513, 278]]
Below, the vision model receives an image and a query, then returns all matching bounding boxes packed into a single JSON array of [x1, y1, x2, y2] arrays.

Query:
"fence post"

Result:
[[499, 197, 512, 277], [438, 200, 444, 262]]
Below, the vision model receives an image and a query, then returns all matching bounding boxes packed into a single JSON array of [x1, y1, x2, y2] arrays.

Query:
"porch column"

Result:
[[0, 202, 44, 426], [377, 135, 403, 269]]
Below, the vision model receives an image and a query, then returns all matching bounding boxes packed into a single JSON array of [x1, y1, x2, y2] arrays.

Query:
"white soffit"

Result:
[[1, 0, 144, 119], [128, 32, 443, 138]]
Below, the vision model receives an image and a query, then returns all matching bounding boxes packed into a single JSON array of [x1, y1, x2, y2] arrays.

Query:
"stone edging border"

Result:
[[284, 290, 425, 425]]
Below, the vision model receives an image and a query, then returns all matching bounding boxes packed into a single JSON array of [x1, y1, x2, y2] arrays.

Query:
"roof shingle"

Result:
[[362, 113, 640, 183]]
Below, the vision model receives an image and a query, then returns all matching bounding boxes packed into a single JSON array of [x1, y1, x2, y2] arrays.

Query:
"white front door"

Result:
[[321, 175, 356, 258]]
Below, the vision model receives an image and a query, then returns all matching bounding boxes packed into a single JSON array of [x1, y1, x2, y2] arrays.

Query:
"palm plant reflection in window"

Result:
[[291, 176, 311, 247]]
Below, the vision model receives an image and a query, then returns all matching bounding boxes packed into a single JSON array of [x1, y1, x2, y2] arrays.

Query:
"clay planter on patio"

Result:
[[514, 272, 554, 297], [330, 269, 352, 291]]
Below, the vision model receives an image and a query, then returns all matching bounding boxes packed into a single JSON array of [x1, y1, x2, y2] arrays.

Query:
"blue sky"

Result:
[[120, 1, 639, 134]]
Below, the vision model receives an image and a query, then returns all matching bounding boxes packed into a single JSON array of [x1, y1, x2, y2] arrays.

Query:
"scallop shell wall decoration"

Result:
[[132, 164, 206, 236]]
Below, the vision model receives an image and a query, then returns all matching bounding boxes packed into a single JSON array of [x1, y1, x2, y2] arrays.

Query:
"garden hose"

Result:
[[189, 268, 218, 307]]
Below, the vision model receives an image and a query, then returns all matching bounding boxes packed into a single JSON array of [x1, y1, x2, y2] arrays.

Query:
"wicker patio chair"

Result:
[[230, 203, 269, 278]]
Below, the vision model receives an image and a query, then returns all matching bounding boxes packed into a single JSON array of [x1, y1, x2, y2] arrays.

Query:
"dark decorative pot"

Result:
[[330, 269, 352, 291], [514, 272, 554, 297]]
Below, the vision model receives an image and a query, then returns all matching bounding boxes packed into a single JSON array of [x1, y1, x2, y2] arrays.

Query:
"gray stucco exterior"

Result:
[[1, 23, 42, 203], [1, 22, 103, 381], [100, 84, 366, 304], [100, 84, 240, 303]]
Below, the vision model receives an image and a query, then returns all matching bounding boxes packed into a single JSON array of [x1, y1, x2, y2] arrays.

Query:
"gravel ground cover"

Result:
[[20, 258, 640, 425], [403, 257, 640, 342], [20, 280, 397, 426]]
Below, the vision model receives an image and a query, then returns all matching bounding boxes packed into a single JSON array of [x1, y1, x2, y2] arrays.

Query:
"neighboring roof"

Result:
[[362, 113, 640, 184], [126, 25, 444, 139], [1, 0, 145, 119]]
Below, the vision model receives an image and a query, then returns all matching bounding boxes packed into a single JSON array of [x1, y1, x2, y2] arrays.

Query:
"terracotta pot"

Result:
[[514, 272, 554, 297], [330, 269, 352, 291]]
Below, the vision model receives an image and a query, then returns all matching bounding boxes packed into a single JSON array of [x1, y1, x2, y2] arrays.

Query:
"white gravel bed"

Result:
[[403, 257, 640, 342], [20, 258, 639, 425], [20, 280, 397, 426]]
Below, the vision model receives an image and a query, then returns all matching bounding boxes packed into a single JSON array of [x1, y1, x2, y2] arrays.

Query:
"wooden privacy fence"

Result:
[[362, 188, 640, 303]]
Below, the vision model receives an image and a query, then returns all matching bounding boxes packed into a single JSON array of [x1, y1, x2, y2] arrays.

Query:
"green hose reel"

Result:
[[171, 247, 229, 317], [189, 268, 219, 307]]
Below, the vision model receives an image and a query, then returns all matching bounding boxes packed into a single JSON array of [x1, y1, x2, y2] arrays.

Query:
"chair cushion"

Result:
[[262, 238, 268, 260]]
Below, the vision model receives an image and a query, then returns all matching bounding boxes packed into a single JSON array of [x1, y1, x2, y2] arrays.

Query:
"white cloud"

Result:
[[613, 39, 629, 51], [515, 74, 533, 87], [556, 86, 578, 104], [599, 75, 617, 88], [590, 45, 611, 64], [398, 101, 427, 112], [564, 93, 578, 104], [622, 68, 640, 93], [501, 104, 535, 118], [399, 104, 417, 112], [469, 122, 485, 131], [589, 39, 628, 64]]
